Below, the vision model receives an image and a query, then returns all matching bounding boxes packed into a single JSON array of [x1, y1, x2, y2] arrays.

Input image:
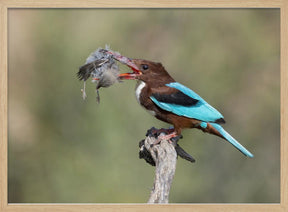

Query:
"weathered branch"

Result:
[[146, 136, 177, 203], [139, 128, 195, 203]]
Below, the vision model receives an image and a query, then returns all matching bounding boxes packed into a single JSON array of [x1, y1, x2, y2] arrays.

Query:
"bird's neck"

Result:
[[135, 81, 147, 105], [135, 81, 157, 117]]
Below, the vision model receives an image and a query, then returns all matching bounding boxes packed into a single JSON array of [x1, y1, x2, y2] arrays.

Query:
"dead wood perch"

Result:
[[139, 128, 195, 203]]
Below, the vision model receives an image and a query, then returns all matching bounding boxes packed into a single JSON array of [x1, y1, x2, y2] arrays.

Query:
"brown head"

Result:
[[118, 59, 175, 86]]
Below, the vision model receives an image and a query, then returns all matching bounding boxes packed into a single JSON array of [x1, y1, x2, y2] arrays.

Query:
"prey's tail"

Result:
[[209, 123, 254, 158]]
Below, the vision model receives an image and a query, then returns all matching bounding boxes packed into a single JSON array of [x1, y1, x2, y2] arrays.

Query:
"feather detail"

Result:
[[150, 82, 224, 123], [151, 91, 199, 106], [210, 123, 254, 157]]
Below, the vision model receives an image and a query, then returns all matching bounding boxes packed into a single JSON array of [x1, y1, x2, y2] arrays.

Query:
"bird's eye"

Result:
[[141, 64, 149, 70]]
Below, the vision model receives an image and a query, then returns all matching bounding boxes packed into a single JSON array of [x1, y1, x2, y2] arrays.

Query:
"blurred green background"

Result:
[[8, 9, 280, 203]]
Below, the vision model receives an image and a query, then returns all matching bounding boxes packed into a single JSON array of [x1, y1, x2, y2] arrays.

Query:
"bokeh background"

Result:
[[8, 9, 280, 203]]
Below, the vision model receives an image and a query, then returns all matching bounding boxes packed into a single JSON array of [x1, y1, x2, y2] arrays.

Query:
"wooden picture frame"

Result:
[[0, 0, 287, 211]]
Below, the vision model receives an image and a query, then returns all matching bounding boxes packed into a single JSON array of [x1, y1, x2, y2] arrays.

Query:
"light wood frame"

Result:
[[0, 0, 287, 211]]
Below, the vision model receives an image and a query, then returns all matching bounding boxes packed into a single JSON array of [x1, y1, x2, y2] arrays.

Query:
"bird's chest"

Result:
[[135, 81, 156, 116], [135, 81, 146, 104]]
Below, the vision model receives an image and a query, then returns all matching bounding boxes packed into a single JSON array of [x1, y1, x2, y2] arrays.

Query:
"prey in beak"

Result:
[[104, 50, 142, 80], [78, 47, 143, 102], [78, 47, 120, 101]]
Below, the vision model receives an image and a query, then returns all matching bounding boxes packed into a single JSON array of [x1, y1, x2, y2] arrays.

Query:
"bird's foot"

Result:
[[146, 127, 183, 147], [146, 127, 175, 137], [170, 134, 183, 143], [155, 132, 183, 145]]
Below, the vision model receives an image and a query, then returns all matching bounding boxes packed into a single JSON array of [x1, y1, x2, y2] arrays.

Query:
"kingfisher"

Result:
[[107, 51, 254, 158]]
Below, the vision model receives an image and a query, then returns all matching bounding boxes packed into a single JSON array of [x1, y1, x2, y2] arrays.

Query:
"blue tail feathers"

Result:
[[210, 123, 254, 158]]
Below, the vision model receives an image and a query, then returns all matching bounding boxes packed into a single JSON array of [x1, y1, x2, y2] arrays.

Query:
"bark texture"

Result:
[[139, 128, 195, 203], [144, 136, 177, 204]]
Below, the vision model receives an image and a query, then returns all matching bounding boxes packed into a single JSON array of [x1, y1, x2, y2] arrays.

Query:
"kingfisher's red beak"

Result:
[[106, 51, 142, 80]]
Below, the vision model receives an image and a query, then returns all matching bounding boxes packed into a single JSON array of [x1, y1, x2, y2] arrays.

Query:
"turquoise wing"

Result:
[[150, 82, 224, 122]]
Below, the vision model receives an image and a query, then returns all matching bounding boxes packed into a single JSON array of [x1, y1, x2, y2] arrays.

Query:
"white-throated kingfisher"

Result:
[[107, 51, 254, 158]]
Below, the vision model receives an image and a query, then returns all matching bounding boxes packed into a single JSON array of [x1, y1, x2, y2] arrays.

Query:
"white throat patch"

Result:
[[135, 81, 146, 104], [135, 81, 156, 116]]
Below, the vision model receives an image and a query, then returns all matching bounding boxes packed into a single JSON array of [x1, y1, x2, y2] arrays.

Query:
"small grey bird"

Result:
[[77, 47, 120, 102]]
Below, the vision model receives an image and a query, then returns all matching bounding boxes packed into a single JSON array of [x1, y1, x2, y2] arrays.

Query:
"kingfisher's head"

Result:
[[121, 59, 173, 82], [105, 50, 175, 85]]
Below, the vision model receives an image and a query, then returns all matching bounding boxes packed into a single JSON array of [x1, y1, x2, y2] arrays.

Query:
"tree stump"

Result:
[[139, 128, 195, 203]]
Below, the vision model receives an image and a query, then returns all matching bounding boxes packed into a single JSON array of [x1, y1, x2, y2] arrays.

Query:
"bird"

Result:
[[108, 51, 254, 158]]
